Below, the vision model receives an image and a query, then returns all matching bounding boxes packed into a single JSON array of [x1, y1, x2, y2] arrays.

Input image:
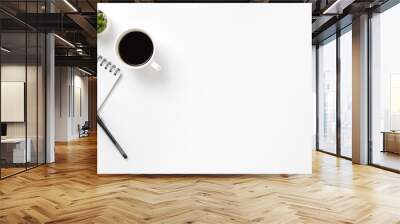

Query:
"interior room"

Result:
[[0, 0, 400, 223], [0, 15, 46, 178]]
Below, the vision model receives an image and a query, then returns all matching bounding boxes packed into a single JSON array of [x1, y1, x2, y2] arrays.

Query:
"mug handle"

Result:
[[151, 61, 162, 71]]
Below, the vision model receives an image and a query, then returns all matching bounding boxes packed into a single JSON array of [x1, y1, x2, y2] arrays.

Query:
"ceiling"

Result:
[[0, 0, 394, 75]]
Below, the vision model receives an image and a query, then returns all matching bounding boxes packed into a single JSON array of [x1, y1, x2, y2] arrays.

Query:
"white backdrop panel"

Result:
[[97, 3, 312, 174], [1, 82, 25, 122]]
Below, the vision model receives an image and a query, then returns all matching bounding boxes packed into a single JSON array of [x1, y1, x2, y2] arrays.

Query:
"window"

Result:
[[0, 1, 47, 179], [318, 36, 337, 154], [339, 28, 352, 158], [370, 3, 400, 171]]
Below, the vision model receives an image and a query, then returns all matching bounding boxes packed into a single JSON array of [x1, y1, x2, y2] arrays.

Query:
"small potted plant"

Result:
[[97, 10, 108, 36]]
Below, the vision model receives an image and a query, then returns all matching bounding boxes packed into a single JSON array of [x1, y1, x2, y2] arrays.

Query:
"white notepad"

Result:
[[97, 56, 121, 112]]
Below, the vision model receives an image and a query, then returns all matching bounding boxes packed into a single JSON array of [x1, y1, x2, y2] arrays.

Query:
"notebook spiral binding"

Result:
[[97, 55, 121, 76]]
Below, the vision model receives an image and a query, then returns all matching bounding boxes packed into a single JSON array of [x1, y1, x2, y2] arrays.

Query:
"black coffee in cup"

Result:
[[118, 31, 154, 66]]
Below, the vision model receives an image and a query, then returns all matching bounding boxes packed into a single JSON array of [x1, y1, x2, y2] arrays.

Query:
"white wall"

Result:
[[1, 65, 39, 138], [73, 73, 89, 136], [55, 67, 66, 141], [55, 67, 89, 141], [1, 63, 46, 163], [1, 66, 26, 138], [98, 3, 312, 174], [1, 82, 25, 122]]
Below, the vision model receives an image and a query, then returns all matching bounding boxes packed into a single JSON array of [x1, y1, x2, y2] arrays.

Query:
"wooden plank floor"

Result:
[[1, 134, 400, 224]]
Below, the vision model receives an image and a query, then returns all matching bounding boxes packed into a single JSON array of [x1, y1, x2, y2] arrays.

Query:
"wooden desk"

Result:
[[1, 138, 32, 164], [382, 131, 400, 154]]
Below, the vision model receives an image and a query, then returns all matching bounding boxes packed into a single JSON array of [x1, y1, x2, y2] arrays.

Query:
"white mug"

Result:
[[115, 28, 161, 71]]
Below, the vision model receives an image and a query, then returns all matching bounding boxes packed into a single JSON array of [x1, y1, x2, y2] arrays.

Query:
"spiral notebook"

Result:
[[97, 55, 122, 112], [97, 54, 128, 159]]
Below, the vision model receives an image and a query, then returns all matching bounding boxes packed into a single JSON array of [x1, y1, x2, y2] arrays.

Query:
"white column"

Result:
[[46, 32, 55, 163], [352, 14, 369, 164]]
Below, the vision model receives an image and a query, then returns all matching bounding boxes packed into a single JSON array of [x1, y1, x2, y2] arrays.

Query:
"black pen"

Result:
[[97, 114, 128, 159]]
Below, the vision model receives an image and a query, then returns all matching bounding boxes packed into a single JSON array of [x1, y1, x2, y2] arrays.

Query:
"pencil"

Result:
[[97, 114, 128, 159]]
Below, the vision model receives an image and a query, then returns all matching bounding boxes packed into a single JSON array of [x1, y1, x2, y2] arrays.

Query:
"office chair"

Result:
[[79, 121, 90, 138]]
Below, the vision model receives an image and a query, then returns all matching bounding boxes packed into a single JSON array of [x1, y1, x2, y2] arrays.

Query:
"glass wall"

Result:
[[0, 30, 28, 178], [0, 1, 46, 179], [339, 28, 352, 158], [317, 36, 337, 154], [317, 26, 353, 159], [371, 3, 400, 171]]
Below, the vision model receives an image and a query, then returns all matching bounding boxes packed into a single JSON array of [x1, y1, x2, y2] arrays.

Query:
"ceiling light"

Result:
[[76, 48, 86, 55], [78, 67, 93, 76], [54, 34, 75, 48], [1, 47, 11, 53], [63, 0, 78, 12], [323, 0, 354, 15]]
